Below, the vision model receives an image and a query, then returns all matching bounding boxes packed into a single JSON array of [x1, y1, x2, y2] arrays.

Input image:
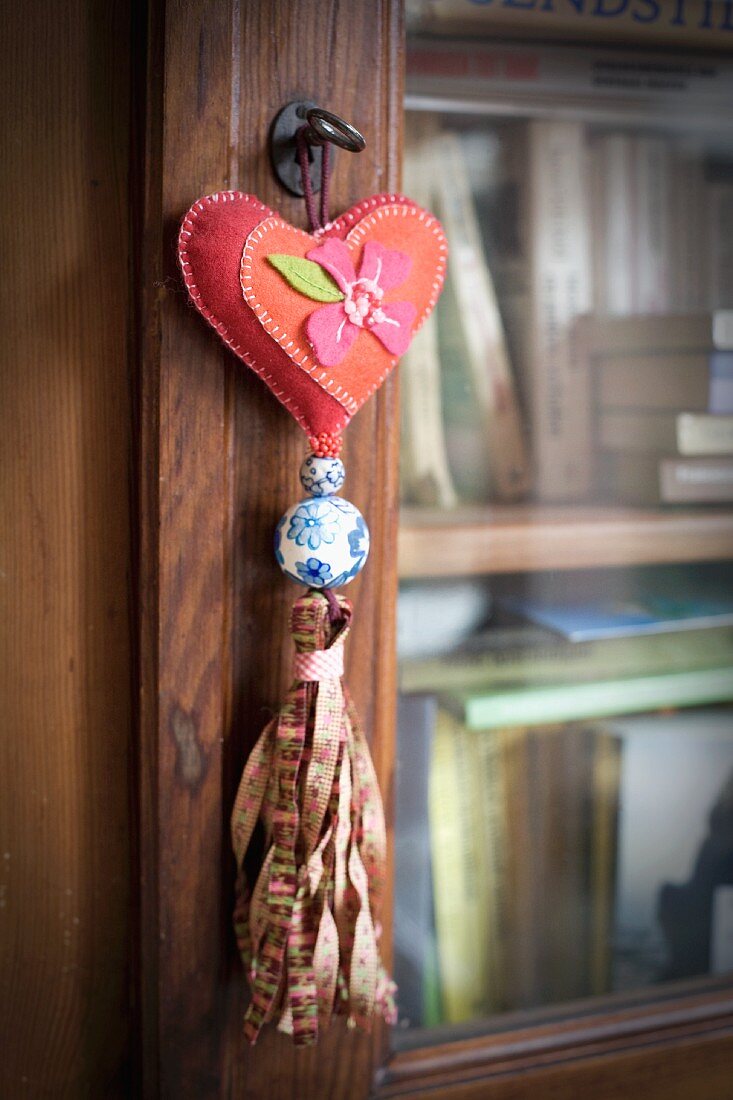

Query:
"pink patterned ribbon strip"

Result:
[[293, 644, 344, 681], [230, 590, 396, 1046]]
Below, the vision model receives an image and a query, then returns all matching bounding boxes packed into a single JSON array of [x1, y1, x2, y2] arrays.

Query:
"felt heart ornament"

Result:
[[179, 183, 448, 1049], [179, 191, 447, 439]]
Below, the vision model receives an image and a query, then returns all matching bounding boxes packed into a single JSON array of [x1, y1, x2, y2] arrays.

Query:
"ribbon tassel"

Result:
[[230, 589, 396, 1045]]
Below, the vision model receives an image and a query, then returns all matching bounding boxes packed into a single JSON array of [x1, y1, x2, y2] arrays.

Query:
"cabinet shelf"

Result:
[[398, 505, 733, 577]]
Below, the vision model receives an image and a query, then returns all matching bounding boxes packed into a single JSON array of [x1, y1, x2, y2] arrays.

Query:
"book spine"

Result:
[[500, 727, 537, 1009], [669, 150, 689, 311], [490, 123, 533, 419], [713, 312, 733, 351], [394, 694, 438, 1027], [583, 312, 714, 356], [676, 150, 708, 312], [597, 356, 710, 410], [660, 456, 733, 503], [589, 730, 622, 996], [599, 452, 662, 505], [707, 183, 733, 310], [598, 135, 634, 316], [408, 0, 733, 47], [436, 132, 531, 501], [429, 711, 488, 1023], [400, 117, 459, 509], [437, 255, 495, 501], [400, 626, 733, 694], [710, 351, 733, 415], [473, 731, 508, 1013], [459, 666, 733, 730], [537, 725, 595, 1002], [632, 136, 672, 314], [677, 413, 733, 455], [599, 409, 678, 454], [588, 137, 607, 316], [527, 120, 593, 500]]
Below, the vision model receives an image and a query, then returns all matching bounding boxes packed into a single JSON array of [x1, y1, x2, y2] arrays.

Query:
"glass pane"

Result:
[[394, 564, 733, 1035], [395, 14, 733, 1044], [401, 103, 733, 510]]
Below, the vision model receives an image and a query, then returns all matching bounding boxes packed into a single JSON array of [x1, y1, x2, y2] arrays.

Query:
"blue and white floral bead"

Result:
[[274, 495, 369, 588], [299, 454, 346, 497]]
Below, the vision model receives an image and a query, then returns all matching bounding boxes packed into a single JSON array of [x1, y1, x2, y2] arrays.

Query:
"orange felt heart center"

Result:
[[240, 204, 447, 416]]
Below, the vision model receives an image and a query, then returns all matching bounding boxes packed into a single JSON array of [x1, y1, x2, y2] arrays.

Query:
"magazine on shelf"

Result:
[[442, 667, 733, 731], [406, 37, 733, 119], [500, 584, 733, 642]]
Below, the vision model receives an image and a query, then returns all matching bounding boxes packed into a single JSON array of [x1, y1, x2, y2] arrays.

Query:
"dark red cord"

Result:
[[296, 125, 331, 233], [319, 142, 331, 228], [320, 587, 344, 626]]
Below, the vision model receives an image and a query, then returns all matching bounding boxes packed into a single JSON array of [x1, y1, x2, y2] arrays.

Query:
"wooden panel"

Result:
[[0, 2, 132, 1096], [138, 1, 402, 1096], [399, 505, 733, 577], [376, 984, 733, 1097], [377, 1028, 733, 1099]]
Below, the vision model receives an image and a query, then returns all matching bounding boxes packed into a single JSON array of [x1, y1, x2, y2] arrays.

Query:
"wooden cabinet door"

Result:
[[138, 2, 402, 1096], [1, 2, 133, 1095], [6, 2, 732, 1097]]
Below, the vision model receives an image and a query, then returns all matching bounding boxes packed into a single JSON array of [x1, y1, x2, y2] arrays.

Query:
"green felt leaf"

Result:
[[267, 254, 345, 302]]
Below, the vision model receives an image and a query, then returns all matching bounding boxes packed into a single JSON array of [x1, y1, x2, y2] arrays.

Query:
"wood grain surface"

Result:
[[0, 1, 133, 1095], [378, 982, 733, 1098], [138, 1, 402, 1095], [377, 1029, 733, 1100]]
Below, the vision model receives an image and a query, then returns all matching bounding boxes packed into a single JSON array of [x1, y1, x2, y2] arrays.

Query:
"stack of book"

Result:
[[394, 703, 733, 1028], [588, 133, 733, 318], [400, 117, 530, 509], [394, 568, 733, 1026], [427, 715, 622, 1022], [400, 28, 733, 505], [579, 311, 733, 504]]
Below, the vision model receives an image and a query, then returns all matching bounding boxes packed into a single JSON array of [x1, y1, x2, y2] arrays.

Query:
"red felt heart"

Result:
[[178, 191, 446, 438]]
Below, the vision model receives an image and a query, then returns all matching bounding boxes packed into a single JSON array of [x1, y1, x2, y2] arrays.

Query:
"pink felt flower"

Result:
[[305, 239, 417, 367]]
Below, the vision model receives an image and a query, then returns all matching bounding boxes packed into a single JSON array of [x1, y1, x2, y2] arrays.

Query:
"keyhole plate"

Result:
[[269, 100, 326, 197]]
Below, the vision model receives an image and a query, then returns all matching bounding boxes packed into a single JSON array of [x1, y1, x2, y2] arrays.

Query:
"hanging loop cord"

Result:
[[296, 125, 332, 233]]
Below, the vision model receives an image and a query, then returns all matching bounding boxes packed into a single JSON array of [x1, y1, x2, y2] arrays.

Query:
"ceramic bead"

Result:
[[274, 495, 369, 588], [299, 454, 346, 497]]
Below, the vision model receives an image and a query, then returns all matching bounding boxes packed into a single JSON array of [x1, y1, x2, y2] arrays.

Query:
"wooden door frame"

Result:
[[136, 1, 403, 1095]]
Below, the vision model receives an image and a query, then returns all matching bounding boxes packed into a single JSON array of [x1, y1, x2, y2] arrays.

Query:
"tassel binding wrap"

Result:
[[231, 589, 396, 1045]]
